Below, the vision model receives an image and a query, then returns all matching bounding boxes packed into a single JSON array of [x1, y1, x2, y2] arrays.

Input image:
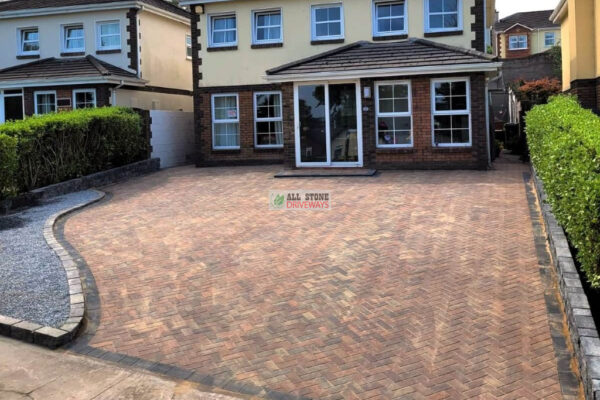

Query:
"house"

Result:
[[493, 10, 560, 59], [180, 0, 501, 170], [0, 0, 193, 124], [551, 0, 600, 112]]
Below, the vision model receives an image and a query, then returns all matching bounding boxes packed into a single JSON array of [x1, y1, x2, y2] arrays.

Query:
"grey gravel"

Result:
[[0, 190, 101, 327]]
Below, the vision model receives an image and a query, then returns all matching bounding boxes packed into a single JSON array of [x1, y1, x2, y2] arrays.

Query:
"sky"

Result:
[[497, 0, 561, 18]]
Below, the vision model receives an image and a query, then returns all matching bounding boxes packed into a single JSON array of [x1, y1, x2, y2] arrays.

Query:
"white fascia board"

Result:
[[264, 63, 503, 83], [551, 0, 567, 23], [180, 0, 233, 5], [0, 77, 146, 89]]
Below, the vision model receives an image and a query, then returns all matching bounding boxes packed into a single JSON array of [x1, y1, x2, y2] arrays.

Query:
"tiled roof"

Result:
[[0, 56, 142, 83], [267, 39, 498, 77], [0, 0, 189, 18], [494, 10, 558, 32]]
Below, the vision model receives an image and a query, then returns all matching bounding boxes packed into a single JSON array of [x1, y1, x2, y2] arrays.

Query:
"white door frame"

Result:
[[0, 90, 5, 124], [0, 89, 25, 124], [293, 79, 363, 168]]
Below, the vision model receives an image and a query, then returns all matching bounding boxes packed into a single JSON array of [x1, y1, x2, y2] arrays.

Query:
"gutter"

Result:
[[0, 77, 146, 90], [550, 0, 567, 23]]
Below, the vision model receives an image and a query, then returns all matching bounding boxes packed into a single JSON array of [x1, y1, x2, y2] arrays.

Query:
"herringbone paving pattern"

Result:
[[65, 158, 571, 399]]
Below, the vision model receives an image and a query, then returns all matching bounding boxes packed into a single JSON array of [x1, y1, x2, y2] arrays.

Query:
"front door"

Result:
[[294, 81, 362, 167], [0, 90, 24, 124]]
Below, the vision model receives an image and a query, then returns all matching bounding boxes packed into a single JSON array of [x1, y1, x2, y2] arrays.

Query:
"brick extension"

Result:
[[64, 157, 577, 399]]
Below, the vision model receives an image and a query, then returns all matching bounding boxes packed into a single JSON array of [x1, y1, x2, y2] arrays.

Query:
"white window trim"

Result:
[[253, 91, 283, 149], [96, 20, 121, 51], [186, 34, 192, 59], [17, 27, 40, 56], [430, 77, 471, 147], [211, 93, 240, 150], [311, 3, 345, 41], [207, 13, 238, 48], [508, 34, 528, 50], [252, 8, 283, 45], [374, 80, 413, 148], [73, 89, 97, 109], [544, 32, 556, 47], [34, 90, 57, 115], [372, 1, 408, 38], [61, 23, 85, 53], [424, 0, 463, 33]]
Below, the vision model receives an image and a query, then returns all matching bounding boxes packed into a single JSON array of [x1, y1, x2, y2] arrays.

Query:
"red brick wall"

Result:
[[23, 85, 111, 116], [568, 79, 599, 113]]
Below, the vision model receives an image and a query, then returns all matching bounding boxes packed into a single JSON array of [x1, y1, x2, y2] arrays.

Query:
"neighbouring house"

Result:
[[493, 10, 560, 59], [181, 0, 501, 170], [551, 0, 600, 112], [0, 0, 193, 124]]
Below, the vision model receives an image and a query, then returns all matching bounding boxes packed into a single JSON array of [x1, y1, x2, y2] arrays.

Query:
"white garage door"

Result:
[[150, 110, 194, 168]]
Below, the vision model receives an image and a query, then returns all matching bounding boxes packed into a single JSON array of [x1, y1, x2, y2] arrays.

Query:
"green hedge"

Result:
[[0, 133, 18, 199], [0, 107, 147, 194], [526, 95, 600, 286]]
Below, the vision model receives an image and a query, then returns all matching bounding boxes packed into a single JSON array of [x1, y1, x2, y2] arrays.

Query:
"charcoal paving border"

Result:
[[531, 168, 600, 399]]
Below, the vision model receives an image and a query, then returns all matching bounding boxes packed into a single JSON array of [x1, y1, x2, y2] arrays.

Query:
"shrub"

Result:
[[0, 107, 147, 192], [526, 95, 600, 286], [511, 77, 562, 105], [0, 134, 18, 199]]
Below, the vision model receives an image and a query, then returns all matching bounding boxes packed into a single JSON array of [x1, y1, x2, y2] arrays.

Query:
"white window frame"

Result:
[[34, 90, 57, 115], [372, 1, 408, 38], [253, 91, 283, 149], [61, 23, 85, 53], [252, 9, 283, 45], [96, 20, 121, 51], [430, 77, 471, 148], [508, 34, 527, 50], [73, 89, 97, 109], [424, 0, 463, 33], [544, 32, 556, 47], [374, 81, 413, 148], [311, 3, 345, 41], [207, 13, 238, 48], [17, 27, 40, 56], [186, 34, 192, 59], [211, 93, 240, 150]]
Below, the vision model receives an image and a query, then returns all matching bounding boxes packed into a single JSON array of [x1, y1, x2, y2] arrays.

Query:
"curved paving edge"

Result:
[[532, 168, 600, 400], [0, 189, 106, 349]]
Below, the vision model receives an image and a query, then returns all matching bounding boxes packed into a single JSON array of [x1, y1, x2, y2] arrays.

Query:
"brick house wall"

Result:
[[23, 84, 112, 116], [568, 79, 599, 113]]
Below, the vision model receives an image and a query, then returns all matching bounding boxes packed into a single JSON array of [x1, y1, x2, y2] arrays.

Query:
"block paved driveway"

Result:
[[64, 158, 573, 399]]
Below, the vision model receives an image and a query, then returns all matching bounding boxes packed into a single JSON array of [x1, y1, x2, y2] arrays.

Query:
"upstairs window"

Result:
[[62, 24, 84, 53], [186, 34, 192, 58], [209, 14, 237, 47], [431, 78, 471, 147], [544, 32, 556, 47], [97, 21, 121, 51], [373, 1, 407, 37], [18, 28, 39, 55], [253, 9, 282, 44], [509, 35, 527, 50], [311, 4, 344, 41], [426, 0, 461, 32]]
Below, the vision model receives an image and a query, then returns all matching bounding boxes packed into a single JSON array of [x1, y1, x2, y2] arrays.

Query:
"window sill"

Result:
[[207, 46, 238, 52], [311, 39, 344, 45], [424, 30, 463, 38], [17, 54, 40, 59], [251, 42, 283, 49], [431, 146, 472, 153], [376, 148, 415, 154], [96, 49, 122, 55], [508, 48, 528, 51], [60, 51, 85, 57], [372, 34, 408, 41], [212, 148, 241, 154], [254, 146, 284, 151]]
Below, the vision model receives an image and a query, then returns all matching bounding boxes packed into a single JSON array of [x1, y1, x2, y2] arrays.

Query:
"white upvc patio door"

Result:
[[293, 80, 363, 167]]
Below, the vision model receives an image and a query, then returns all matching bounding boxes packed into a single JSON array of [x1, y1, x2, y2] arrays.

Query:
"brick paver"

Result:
[[65, 158, 569, 399]]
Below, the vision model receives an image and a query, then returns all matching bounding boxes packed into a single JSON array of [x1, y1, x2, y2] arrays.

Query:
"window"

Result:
[[212, 94, 239, 149], [311, 4, 344, 41], [186, 34, 192, 58], [375, 81, 412, 147], [209, 14, 237, 47], [508, 35, 527, 50], [544, 32, 556, 47], [254, 92, 283, 147], [73, 89, 96, 109], [373, 1, 407, 37], [431, 78, 471, 146], [253, 9, 282, 44], [18, 28, 39, 55], [62, 24, 84, 52], [425, 0, 461, 32], [97, 21, 120, 51], [34, 91, 57, 115]]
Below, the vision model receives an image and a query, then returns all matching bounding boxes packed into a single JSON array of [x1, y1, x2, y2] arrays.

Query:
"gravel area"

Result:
[[0, 190, 101, 327]]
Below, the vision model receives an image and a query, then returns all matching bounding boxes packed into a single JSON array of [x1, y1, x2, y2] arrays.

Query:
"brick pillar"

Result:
[[191, 5, 204, 167]]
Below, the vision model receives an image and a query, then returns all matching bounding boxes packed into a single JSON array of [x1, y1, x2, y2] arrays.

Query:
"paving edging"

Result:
[[532, 168, 600, 400], [0, 189, 105, 349]]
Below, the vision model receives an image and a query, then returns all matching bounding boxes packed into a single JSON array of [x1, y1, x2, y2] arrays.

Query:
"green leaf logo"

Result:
[[274, 194, 284, 207]]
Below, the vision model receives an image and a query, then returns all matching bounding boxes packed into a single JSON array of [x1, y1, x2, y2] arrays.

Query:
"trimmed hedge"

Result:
[[527, 95, 600, 286], [0, 134, 18, 199], [0, 107, 147, 194]]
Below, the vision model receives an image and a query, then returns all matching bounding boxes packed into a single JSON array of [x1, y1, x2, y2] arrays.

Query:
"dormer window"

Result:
[[311, 4, 344, 42], [62, 24, 84, 53], [18, 27, 39, 55], [425, 0, 462, 33], [373, 1, 407, 37], [509, 35, 527, 50]]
